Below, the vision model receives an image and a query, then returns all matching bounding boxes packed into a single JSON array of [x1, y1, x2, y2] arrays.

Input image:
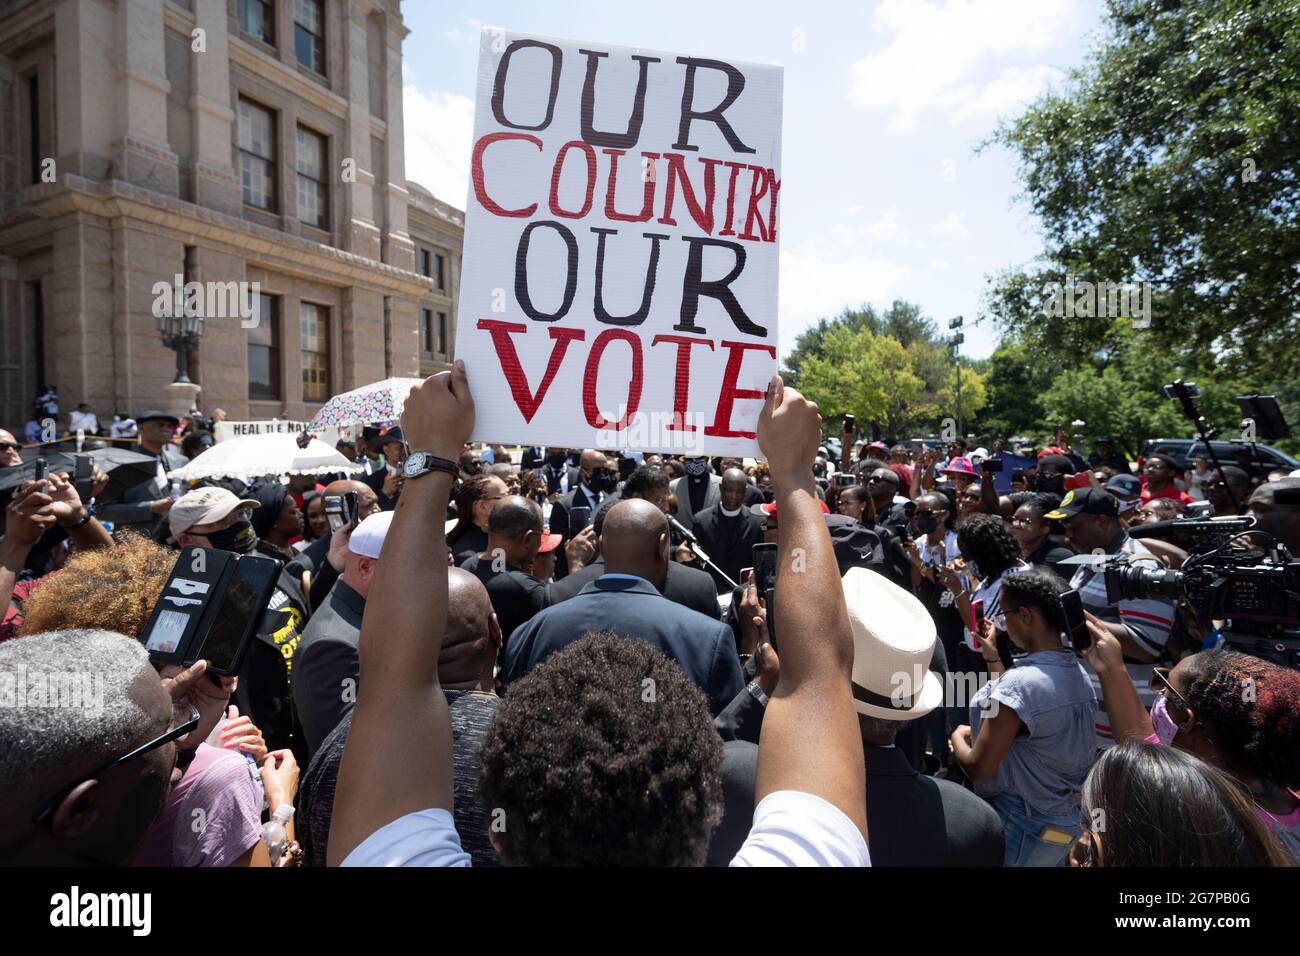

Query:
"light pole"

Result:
[[948, 315, 965, 437], [157, 293, 203, 384]]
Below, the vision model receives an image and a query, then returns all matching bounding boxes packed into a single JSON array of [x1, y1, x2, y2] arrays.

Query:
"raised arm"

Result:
[[1081, 617, 1154, 743], [327, 363, 474, 864], [754, 376, 867, 838]]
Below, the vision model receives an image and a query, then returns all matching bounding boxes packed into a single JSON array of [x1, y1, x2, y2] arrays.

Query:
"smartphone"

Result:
[[323, 492, 357, 532], [73, 454, 94, 501], [981, 458, 1004, 473], [969, 598, 985, 651], [739, 567, 754, 584], [751, 542, 778, 594], [33, 458, 47, 482], [1011, 467, 1025, 483], [1061, 589, 1089, 654], [835, 473, 857, 487], [843, 414, 855, 431], [196, 553, 283, 675], [139, 547, 238, 662], [571, 505, 592, 532], [911, 439, 924, 456]]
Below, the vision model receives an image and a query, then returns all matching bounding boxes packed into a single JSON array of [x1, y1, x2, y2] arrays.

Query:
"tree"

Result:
[[986, 0, 1300, 383], [797, 326, 925, 437]]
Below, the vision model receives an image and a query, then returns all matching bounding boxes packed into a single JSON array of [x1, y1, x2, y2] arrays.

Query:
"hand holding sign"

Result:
[[402, 361, 475, 461]]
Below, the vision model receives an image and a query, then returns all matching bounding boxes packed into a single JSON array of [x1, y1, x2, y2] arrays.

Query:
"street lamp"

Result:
[[157, 291, 203, 385], [948, 315, 964, 437]]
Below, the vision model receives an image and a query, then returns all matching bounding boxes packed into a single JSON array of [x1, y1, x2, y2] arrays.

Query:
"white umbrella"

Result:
[[307, 377, 424, 431], [166, 433, 361, 481]]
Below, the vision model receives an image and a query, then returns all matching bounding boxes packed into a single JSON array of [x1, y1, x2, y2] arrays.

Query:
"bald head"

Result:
[[442, 568, 500, 690], [322, 478, 380, 521], [720, 468, 748, 511], [579, 449, 606, 471], [600, 499, 669, 584]]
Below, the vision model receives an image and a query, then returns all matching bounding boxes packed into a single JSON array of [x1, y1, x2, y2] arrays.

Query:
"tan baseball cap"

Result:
[[169, 487, 259, 538]]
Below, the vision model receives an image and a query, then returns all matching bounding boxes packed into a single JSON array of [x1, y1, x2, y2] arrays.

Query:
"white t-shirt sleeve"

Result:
[[339, 808, 472, 867], [730, 791, 871, 867]]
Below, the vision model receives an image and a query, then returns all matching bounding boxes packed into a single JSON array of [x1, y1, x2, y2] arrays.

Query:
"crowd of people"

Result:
[[2, 366, 1299, 868]]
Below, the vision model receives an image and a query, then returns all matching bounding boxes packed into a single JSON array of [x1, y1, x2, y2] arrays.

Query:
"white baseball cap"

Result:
[[348, 510, 394, 559]]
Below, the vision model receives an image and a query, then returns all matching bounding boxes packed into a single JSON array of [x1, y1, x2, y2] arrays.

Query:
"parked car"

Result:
[[1138, 438, 1299, 482]]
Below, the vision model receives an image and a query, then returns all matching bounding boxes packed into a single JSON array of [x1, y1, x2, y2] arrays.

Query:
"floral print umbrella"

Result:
[[308, 377, 424, 431]]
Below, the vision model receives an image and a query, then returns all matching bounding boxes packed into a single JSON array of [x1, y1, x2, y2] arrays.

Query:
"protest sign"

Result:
[[215, 420, 341, 448], [454, 29, 783, 457]]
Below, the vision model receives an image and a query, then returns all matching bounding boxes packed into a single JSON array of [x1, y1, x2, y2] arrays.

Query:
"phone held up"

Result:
[[323, 492, 358, 532], [137, 546, 282, 676], [1060, 589, 1089, 654]]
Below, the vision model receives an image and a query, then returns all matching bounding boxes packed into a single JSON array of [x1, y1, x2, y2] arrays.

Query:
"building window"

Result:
[[434, 254, 446, 291], [296, 126, 328, 227], [238, 99, 276, 210], [248, 293, 280, 400], [27, 74, 40, 185], [294, 0, 325, 75], [238, 0, 275, 46], [418, 248, 430, 277], [301, 302, 331, 401], [437, 311, 447, 355], [420, 308, 433, 353]]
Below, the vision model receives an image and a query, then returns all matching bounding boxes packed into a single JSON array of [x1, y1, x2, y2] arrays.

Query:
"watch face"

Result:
[[403, 453, 426, 477]]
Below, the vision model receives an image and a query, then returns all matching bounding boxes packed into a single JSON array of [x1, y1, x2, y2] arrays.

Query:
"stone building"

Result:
[[0, 0, 461, 430]]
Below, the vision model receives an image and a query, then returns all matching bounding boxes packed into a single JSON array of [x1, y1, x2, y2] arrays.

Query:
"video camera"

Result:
[[1102, 517, 1300, 667]]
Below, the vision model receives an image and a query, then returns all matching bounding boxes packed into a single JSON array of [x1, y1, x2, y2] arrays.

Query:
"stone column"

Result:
[[340, 2, 380, 260], [55, 0, 116, 180], [190, 0, 241, 213], [113, 0, 180, 194]]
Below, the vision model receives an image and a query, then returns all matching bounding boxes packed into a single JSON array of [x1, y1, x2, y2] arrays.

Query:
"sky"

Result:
[[400, 0, 1107, 361]]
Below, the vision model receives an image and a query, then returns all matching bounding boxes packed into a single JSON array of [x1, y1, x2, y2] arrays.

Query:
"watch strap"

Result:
[[409, 453, 459, 479]]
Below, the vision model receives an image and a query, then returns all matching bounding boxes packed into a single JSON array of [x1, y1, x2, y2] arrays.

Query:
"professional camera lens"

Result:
[[1104, 564, 1185, 604]]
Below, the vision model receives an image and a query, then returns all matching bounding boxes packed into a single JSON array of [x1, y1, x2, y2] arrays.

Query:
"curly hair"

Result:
[[18, 535, 178, 639], [998, 567, 1068, 633], [956, 511, 1022, 578], [1179, 650, 1300, 789], [480, 631, 724, 866]]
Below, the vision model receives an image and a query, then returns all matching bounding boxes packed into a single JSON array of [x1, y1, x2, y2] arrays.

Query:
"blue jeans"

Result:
[[988, 792, 1081, 867]]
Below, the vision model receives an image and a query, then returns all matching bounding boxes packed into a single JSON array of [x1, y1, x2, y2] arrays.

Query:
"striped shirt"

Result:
[[1069, 532, 1176, 745]]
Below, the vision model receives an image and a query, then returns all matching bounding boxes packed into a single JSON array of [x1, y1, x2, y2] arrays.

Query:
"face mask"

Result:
[[720, 504, 743, 517], [588, 468, 616, 493], [914, 514, 939, 536], [1035, 473, 1065, 494], [1150, 695, 1179, 746], [683, 458, 708, 477], [205, 518, 258, 554]]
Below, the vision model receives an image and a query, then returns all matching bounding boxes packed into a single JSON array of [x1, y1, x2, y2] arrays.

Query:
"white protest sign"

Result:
[[454, 30, 782, 457], [215, 420, 340, 448]]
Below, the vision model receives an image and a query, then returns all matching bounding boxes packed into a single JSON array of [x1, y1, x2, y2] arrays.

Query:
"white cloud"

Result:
[[778, 245, 910, 357], [847, 0, 1078, 132], [402, 84, 476, 206], [931, 211, 968, 239], [928, 259, 951, 270]]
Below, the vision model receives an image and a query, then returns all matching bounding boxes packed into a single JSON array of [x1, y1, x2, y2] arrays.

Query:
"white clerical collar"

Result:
[[719, 505, 743, 517]]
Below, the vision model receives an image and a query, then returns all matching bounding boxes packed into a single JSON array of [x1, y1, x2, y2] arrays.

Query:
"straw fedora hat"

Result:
[[842, 567, 944, 720]]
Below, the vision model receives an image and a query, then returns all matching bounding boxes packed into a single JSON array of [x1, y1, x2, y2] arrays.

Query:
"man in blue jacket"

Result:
[[502, 498, 743, 714]]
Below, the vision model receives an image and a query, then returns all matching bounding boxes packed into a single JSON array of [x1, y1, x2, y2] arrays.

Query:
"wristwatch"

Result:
[[401, 451, 459, 480]]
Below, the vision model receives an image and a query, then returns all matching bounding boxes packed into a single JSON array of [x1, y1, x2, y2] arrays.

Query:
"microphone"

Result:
[[668, 515, 698, 544]]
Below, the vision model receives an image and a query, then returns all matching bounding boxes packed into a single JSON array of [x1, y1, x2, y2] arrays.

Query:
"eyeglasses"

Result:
[[1010, 518, 1036, 528], [1149, 667, 1191, 711], [914, 508, 946, 517], [32, 702, 200, 824], [0, 441, 18, 452]]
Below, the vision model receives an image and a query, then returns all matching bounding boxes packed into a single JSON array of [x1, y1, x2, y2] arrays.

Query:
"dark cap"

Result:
[[824, 514, 883, 572], [1106, 474, 1141, 497], [368, 426, 404, 451], [1043, 487, 1121, 520], [137, 410, 180, 427], [1095, 435, 1114, 445]]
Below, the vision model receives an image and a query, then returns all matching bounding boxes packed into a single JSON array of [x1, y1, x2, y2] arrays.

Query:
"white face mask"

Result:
[[720, 504, 743, 517]]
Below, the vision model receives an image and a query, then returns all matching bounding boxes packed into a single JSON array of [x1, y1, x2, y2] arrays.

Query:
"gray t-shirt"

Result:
[[970, 649, 1098, 818]]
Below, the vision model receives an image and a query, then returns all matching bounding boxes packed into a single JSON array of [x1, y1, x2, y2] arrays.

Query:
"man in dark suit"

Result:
[[292, 511, 392, 759], [548, 448, 616, 579], [692, 467, 765, 593], [538, 448, 576, 496], [459, 495, 549, 644], [504, 499, 743, 714], [841, 566, 1004, 866], [97, 410, 188, 533], [363, 427, 405, 510], [546, 492, 720, 620]]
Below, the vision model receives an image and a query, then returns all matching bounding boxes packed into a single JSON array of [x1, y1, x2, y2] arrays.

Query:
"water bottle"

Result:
[[262, 804, 294, 867]]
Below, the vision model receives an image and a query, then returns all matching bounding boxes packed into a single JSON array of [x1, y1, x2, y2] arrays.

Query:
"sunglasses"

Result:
[[0, 442, 18, 453], [32, 703, 200, 824], [914, 508, 946, 517], [1149, 667, 1191, 711]]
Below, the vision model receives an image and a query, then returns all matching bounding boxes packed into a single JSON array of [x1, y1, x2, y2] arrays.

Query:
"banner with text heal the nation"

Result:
[[454, 29, 783, 457]]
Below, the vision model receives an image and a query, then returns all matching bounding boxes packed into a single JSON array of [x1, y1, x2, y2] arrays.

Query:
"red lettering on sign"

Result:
[[476, 319, 585, 421], [471, 132, 543, 218], [704, 339, 776, 439], [548, 140, 598, 219], [582, 329, 644, 430], [650, 334, 715, 431]]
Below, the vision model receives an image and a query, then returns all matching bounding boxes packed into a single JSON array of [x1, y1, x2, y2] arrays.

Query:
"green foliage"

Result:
[[985, 0, 1300, 383]]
